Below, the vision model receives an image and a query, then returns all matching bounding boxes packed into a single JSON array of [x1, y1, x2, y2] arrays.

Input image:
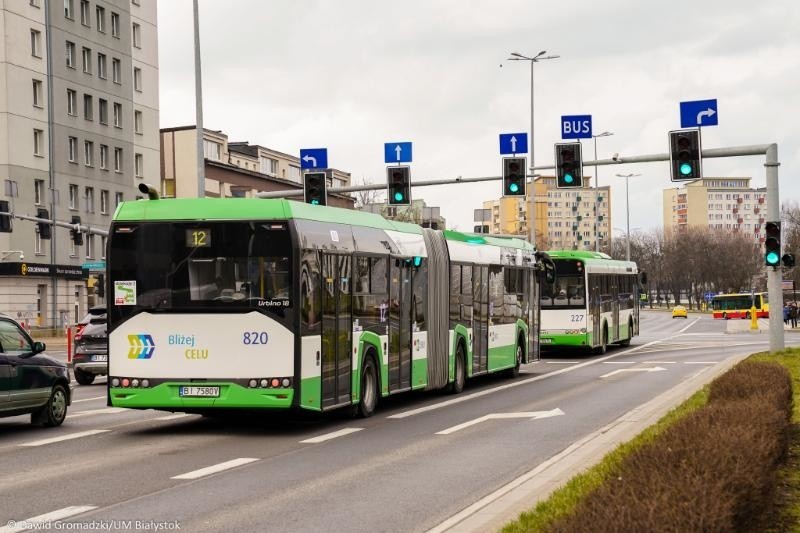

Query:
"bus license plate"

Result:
[[179, 386, 220, 398], [92, 355, 108, 362]]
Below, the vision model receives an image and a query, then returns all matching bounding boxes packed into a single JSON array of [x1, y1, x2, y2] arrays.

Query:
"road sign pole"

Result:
[[766, 143, 784, 352]]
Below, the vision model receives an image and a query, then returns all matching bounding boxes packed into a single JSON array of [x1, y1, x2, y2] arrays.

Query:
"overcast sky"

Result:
[[156, 0, 800, 236]]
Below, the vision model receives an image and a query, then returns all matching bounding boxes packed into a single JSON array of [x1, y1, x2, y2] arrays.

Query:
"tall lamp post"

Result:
[[506, 51, 559, 243], [592, 131, 613, 251], [615, 173, 641, 261]]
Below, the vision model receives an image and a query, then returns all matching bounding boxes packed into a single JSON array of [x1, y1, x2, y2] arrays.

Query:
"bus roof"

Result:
[[544, 249, 638, 271]]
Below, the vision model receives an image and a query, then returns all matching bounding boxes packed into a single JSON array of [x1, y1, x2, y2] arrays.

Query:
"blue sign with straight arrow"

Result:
[[299, 148, 328, 170], [499, 133, 528, 155], [384, 142, 412, 163]]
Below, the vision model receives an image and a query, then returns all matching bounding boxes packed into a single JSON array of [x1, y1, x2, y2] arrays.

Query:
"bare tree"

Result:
[[352, 177, 384, 209]]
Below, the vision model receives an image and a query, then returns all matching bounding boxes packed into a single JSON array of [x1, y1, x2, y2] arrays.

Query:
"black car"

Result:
[[72, 316, 107, 385], [0, 315, 71, 426]]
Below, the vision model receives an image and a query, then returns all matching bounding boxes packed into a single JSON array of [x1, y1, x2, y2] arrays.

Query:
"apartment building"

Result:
[[0, 0, 158, 328], [160, 126, 354, 208], [663, 177, 768, 242]]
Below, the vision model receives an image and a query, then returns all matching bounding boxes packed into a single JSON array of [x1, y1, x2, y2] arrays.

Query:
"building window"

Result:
[[134, 110, 143, 134], [67, 136, 77, 162], [289, 166, 300, 181], [113, 102, 122, 127], [134, 153, 143, 178], [33, 129, 44, 156], [99, 144, 108, 169], [101, 236, 107, 259], [203, 140, 221, 161], [111, 12, 120, 37], [132, 22, 141, 48], [64, 0, 74, 19], [86, 234, 94, 259], [84, 141, 93, 167], [97, 53, 107, 78], [80, 0, 89, 25], [32, 79, 43, 107], [96, 5, 105, 32], [83, 93, 93, 120], [114, 147, 122, 172], [100, 190, 109, 214], [82, 47, 92, 74], [85, 187, 94, 213], [260, 156, 278, 176], [31, 29, 42, 57], [34, 180, 44, 205], [69, 184, 78, 209], [66, 41, 76, 68], [67, 89, 77, 115], [35, 231, 43, 254], [133, 67, 142, 91], [112, 58, 121, 83], [115, 192, 123, 207], [98, 99, 108, 124]]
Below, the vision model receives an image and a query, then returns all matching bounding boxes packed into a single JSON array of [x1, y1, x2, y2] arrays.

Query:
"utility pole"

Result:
[[193, 0, 205, 197]]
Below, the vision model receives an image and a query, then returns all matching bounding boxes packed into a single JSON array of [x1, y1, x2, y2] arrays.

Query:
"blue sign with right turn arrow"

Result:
[[680, 99, 718, 128]]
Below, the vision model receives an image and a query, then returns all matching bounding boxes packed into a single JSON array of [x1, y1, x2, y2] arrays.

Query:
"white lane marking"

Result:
[[154, 413, 195, 421], [171, 458, 259, 480], [71, 395, 106, 403], [677, 317, 701, 333], [67, 407, 126, 418], [19, 430, 110, 447], [602, 361, 637, 364], [544, 361, 578, 364], [684, 361, 718, 364], [299, 427, 364, 444], [0, 506, 98, 533], [388, 338, 665, 419], [600, 366, 667, 379], [642, 361, 677, 364], [436, 409, 564, 435]]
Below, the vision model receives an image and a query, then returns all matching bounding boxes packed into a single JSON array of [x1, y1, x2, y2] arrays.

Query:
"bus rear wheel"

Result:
[[618, 320, 633, 347], [450, 344, 466, 394], [593, 327, 607, 355], [354, 356, 378, 418], [507, 342, 523, 377]]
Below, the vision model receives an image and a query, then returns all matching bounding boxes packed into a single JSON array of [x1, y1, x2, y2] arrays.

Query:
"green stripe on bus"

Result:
[[109, 383, 294, 409]]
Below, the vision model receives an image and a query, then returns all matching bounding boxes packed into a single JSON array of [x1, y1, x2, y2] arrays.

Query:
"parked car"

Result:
[[0, 314, 71, 426], [672, 305, 688, 319], [72, 314, 107, 385]]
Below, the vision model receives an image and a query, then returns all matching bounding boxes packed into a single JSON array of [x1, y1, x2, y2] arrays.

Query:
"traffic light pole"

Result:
[[765, 143, 784, 352]]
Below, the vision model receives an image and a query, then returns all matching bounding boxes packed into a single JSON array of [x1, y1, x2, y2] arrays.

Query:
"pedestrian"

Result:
[[784, 304, 790, 325], [791, 303, 798, 328]]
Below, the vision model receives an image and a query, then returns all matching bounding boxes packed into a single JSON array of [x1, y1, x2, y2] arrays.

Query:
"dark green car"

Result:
[[0, 316, 71, 426]]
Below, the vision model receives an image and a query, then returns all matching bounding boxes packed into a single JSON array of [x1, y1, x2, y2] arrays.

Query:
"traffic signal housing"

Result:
[[783, 254, 795, 268], [95, 273, 105, 297], [387, 166, 411, 206], [71, 216, 83, 246], [303, 171, 327, 206], [555, 143, 583, 188], [502, 157, 527, 197], [764, 221, 781, 267], [0, 200, 12, 232], [669, 129, 702, 181], [36, 208, 51, 239]]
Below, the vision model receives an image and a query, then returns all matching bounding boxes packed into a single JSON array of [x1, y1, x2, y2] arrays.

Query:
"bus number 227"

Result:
[[570, 314, 585, 322]]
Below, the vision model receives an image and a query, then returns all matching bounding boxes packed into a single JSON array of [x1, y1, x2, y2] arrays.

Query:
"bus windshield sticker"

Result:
[[115, 280, 136, 306], [330, 230, 339, 242]]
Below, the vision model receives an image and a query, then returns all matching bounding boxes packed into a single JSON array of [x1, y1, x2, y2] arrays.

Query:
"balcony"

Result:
[[577, 216, 583, 221], [758, 197, 765, 204], [732, 208, 738, 214], [572, 206, 578, 211], [754, 207, 760, 214], [737, 218, 744, 224], [737, 197, 743, 203]]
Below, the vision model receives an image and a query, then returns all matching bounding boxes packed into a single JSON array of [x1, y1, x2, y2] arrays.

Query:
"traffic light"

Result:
[[502, 157, 527, 197], [555, 143, 583, 188], [783, 254, 795, 268], [70, 216, 83, 246], [36, 208, 51, 239], [668, 129, 702, 181], [303, 171, 327, 206], [95, 273, 105, 297], [0, 200, 12, 232], [764, 221, 781, 267], [387, 166, 411, 206]]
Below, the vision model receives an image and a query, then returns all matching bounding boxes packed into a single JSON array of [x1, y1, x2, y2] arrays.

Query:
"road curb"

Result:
[[427, 350, 752, 533]]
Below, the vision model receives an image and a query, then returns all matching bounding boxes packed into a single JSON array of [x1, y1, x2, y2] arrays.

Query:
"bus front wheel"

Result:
[[594, 327, 607, 355], [507, 341, 523, 377], [354, 356, 378, 418], [450, 344, 466, 394]]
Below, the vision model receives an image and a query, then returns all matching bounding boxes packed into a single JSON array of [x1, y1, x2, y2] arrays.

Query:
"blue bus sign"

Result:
[[384, 142, 412, 163], [499, 133, 528, 155], [680, 99, 718, 128], [561, 115, 592, 139], [299, 148, 328, 170]]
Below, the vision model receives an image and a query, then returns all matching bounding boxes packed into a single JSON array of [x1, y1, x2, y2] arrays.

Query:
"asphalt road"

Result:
[[2, 310, 797, 533]]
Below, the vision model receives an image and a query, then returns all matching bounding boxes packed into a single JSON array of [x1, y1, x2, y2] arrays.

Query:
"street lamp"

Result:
[[592, 131, 613, 252], [615, 173, 641, 261]]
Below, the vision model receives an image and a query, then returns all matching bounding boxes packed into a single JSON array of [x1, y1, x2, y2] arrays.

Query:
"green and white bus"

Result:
[[539, 250, 641, 353], [107, 192, 544, 417]]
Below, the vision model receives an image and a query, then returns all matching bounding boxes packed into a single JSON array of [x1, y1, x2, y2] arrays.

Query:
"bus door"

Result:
[[526, 268, 540, 363], [592, 286, 601, 347], [473, 265, 489, 374], [389, 259, 412, 392], [321, 254, 352, 409], [613, 277, 620, 341]]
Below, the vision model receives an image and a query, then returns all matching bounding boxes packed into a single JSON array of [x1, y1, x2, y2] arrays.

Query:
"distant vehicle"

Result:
[[0, 314, 71, 426], [539, 250, 643, 354], [74, 305, 106, 341], [72, 316, 107, 385], [672, 305, 688, 319], [711, 292, 769, 319]]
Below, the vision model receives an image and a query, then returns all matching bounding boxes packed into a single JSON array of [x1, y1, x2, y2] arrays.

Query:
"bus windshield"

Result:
[[109, 221, 292, 321], [541, 259, 586, 309]]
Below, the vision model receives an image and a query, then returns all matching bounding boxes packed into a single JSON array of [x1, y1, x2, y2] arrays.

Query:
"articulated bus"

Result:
[[539, 250, 641, 353], [107, 191, 544, 417], [711, 292, 769, 319]]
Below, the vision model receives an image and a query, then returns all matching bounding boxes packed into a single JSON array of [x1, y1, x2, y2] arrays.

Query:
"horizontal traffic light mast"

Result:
[[0, 210, 109, 237]]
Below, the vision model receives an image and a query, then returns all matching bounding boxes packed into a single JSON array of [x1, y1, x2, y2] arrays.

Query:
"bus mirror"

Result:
[[640, 271, 648, 285]]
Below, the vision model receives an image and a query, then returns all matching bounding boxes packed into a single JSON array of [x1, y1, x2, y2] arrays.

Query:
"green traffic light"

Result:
[[680, 163, 693, 176], [766, 251, 780, 265], [394, 192, 404, 202], [564, 174, 574, 184], [509, 183, 519, 193]]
